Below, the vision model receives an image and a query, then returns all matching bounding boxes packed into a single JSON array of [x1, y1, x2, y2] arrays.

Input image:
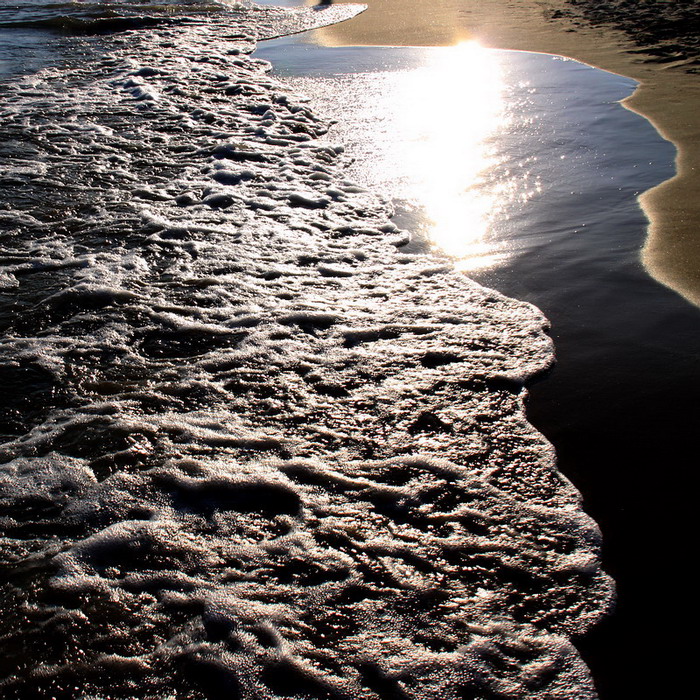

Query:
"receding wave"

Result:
[[0, 1, 366, 37], [0, 2, 613, 698], [0, 15, 195, 33]]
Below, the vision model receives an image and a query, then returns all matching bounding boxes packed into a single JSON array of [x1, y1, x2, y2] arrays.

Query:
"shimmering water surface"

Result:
[[254, 30, 673, 273]]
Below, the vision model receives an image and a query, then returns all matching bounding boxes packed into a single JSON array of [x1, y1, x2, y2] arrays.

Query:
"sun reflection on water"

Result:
[[391, 41, 507, 269], [276, 39, 524, 270]]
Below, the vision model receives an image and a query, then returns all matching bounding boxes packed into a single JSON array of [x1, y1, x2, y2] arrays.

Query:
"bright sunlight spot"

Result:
[[394, 40, 506, 268]]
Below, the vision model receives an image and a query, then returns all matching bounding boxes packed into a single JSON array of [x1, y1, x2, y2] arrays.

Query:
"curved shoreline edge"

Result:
[[315, 0, 700, 307]]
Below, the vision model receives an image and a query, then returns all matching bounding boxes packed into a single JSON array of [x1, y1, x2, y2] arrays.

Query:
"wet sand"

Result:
[[315, 0, 700, 307]]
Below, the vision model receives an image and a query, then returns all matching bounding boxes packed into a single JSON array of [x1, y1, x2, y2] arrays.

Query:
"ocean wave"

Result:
[[0, 1, 229, 24], [0, 4, 612, 698], [0, 1, 367, 39]]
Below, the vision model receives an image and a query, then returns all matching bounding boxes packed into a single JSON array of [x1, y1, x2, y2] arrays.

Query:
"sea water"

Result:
[[0, 2, 618, 698], [254, 33, 675, 277]]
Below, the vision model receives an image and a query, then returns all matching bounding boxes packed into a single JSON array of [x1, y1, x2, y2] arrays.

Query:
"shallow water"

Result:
[[254, 14, 699, 700], [0, 2, 612, 699], [0, 29, 54, 79], [254, 34, 674, 274]]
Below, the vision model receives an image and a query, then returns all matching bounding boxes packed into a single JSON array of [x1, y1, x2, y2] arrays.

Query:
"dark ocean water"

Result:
[[0, 2, 615, 699], [0, 29, 51, 79], [252, 9, 699, 699]]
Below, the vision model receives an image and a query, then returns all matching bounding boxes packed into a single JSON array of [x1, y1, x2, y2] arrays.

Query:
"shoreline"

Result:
[[313, 0, 700, 308]]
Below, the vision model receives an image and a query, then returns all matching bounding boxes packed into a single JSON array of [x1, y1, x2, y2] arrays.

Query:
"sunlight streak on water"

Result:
[[263, 40, 529, 270], [392, 41, 507, 267]]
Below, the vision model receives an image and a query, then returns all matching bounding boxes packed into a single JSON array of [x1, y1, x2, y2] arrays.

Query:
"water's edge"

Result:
[[1, 4, 612, 698]]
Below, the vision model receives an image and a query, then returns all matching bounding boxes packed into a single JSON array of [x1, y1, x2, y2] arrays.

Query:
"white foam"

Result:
[[0, 6, 610, 698]]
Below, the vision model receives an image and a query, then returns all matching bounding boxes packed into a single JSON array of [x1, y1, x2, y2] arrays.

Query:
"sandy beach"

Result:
[[316, 0, 700, 307]]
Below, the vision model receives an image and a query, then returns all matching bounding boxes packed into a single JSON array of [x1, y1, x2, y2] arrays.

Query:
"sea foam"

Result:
[[0, 3, 612, 698]]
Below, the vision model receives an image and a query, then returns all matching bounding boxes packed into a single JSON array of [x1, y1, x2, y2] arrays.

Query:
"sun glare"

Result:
[[394, 41, 506, 268], [302, 41, 510, 270]]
